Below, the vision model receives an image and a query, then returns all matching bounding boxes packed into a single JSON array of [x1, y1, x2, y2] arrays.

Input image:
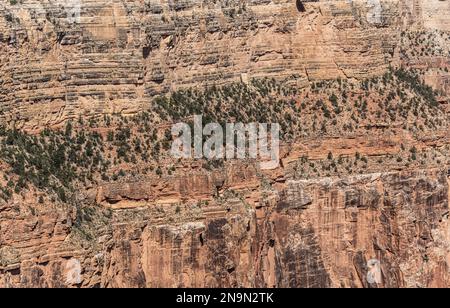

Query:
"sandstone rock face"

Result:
[[1, 166, 448, 288], [270, 170, 449, 287], [0, 202, 77, 288], [0, 0, 449, 289], [0, 0, 448, 129]]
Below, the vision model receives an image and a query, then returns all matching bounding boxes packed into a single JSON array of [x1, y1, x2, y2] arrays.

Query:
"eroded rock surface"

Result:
[[0, 165, 448, 288], [0, 0, 448, 129], [0, 0, 449, 288]]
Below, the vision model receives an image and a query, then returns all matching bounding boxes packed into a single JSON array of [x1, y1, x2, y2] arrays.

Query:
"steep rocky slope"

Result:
[[0, 0, 449, 288], [1, 163, 449, 288], [0, 0, 448, 129]]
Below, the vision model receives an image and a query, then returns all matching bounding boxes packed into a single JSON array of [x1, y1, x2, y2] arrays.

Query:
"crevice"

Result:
[[199, 233, 204, 246], [296, 0, 306, 13]]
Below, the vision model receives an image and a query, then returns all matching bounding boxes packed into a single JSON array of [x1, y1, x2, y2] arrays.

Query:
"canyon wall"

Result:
[[0, 0, 448, 129], [1, 166, 449, 288], [0, 0, 449, 288]]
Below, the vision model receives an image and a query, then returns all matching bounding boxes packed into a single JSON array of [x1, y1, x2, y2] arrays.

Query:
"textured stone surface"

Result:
[[0, 0, 449, 289], [0, 0, 448, 129], [270, 170, 450, 287], [0, 164, 449, 288]]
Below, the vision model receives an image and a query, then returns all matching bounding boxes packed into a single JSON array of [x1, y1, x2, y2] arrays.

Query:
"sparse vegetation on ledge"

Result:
[[0, 68, 447, 203]]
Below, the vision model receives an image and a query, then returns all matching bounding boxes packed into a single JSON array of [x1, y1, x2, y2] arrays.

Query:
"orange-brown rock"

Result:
[[0, 0, 449, 289], [1, 164, 449, 288], [0, 0, 449, 129]]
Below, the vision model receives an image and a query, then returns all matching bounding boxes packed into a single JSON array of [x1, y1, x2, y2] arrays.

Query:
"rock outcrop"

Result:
[[0, 0, 448, 129], [1, 166, 448, 288], [0, 0, 449, 289]]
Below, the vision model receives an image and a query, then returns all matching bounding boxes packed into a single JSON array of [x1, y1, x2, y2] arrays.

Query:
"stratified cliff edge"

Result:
[[1, 166, 449, 288], [0, 0, 447, 129], [0, 0, 449, 288]]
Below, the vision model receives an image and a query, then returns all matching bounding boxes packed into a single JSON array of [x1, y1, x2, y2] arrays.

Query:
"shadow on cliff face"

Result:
[[281, 226, 331, 288], [296, 0, 307, 12]]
